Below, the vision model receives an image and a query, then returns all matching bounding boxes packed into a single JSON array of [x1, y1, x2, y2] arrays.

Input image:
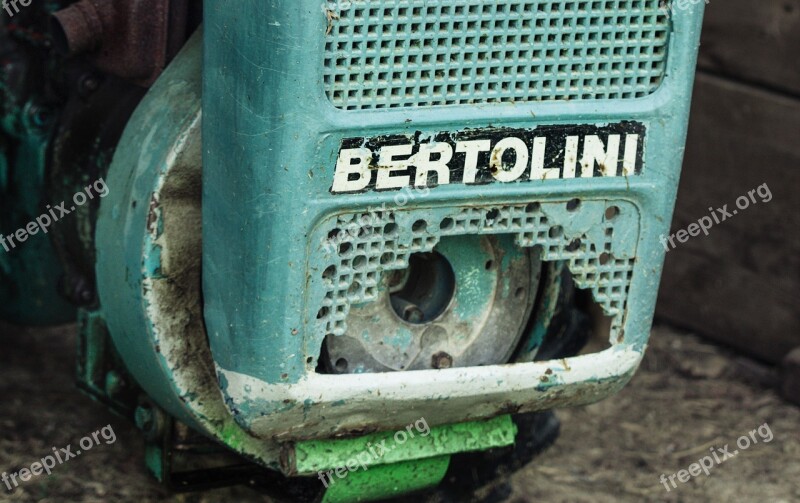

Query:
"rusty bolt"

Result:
[[431, 351, 453, 369]]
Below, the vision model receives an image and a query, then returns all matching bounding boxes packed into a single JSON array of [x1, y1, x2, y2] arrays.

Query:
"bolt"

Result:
[[403, 305, 424, 324], [431, 351, 453, 369], [78, 74, 99, 95]]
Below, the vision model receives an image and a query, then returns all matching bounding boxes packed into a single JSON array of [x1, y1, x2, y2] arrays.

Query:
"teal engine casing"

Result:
[[1, 1, 705, 500], [197, 0, 704, 439]]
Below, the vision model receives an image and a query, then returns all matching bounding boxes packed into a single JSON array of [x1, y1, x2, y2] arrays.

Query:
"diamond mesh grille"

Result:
[[323, 0, 670, 110]]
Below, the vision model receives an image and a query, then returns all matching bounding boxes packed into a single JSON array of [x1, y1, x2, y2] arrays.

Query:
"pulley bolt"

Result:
[[431, 351, 453, 369]]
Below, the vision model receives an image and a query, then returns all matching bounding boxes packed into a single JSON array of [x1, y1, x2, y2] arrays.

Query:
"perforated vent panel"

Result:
[[309, 199, 640, 353], [323, 0, 670, 110]]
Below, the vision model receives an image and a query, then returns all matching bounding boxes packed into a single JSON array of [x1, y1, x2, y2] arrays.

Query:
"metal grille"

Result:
[[322, 0, 670, 110], [311, 199, 639, 350]]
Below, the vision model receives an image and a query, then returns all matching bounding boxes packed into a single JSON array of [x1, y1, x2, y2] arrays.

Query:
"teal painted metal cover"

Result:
[[198, 0, 704, 440]]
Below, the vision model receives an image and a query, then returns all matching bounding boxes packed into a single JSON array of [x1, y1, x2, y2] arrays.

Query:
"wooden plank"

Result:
[[698, 0, 800, 96], [656, 72, 800, 364]]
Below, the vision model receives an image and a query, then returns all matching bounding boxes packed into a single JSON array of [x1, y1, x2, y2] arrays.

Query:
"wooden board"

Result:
[[656, 72, 800, 364], [698, 0, 800, 96]]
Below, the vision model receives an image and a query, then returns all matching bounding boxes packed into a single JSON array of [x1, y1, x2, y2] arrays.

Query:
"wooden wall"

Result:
[[655, 2, 800, 364]]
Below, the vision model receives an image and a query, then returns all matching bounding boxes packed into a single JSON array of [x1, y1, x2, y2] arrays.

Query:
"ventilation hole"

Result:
[[316, 306, 330, 319], [599, 252, 611, 265], [328, 228, 341, 239], [338, 241, 352, 255], [352, 255, 367, 270], [566, 198, 581, 211], [380, 252, 395, 265], [440, 217, 454, 230], [485, 260, 494, 270], [322, 265, 337, 280], [548, 226, 563, 238], [486, 208, 500, 220], [384, 222, 398, 235], [335, 358, 349, 372], [412, 219, 427, 233], [566, 238, 582, 252], [525, 202, 540, 213], [348, 281, 361, 295], [514, 287, 525, 299], [306, 356, 314, 364], [605, 206, 620, 220]]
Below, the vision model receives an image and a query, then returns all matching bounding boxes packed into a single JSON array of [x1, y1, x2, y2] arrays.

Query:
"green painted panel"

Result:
[[321, 456, 450, 503], [292, 415, 516, 475]]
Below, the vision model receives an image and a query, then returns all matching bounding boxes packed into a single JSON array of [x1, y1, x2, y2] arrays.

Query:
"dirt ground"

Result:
[[1, 322, 798, 503]]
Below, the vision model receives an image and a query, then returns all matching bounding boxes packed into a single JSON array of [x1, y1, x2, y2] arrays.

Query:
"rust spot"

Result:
[[545, 368, 553, 375], [489, 148, 502, 173], [325, 9, 339, 35], [431, 351, 453, 369], [146, 194, 159, 233]]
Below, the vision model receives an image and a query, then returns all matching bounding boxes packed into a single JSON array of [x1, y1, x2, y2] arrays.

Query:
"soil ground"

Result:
[[1, 323, 798, 503]]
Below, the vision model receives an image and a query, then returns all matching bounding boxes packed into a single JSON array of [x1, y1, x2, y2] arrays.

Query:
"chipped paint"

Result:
[[96, 31, 282, 468], [218, 344, 643, 440]]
